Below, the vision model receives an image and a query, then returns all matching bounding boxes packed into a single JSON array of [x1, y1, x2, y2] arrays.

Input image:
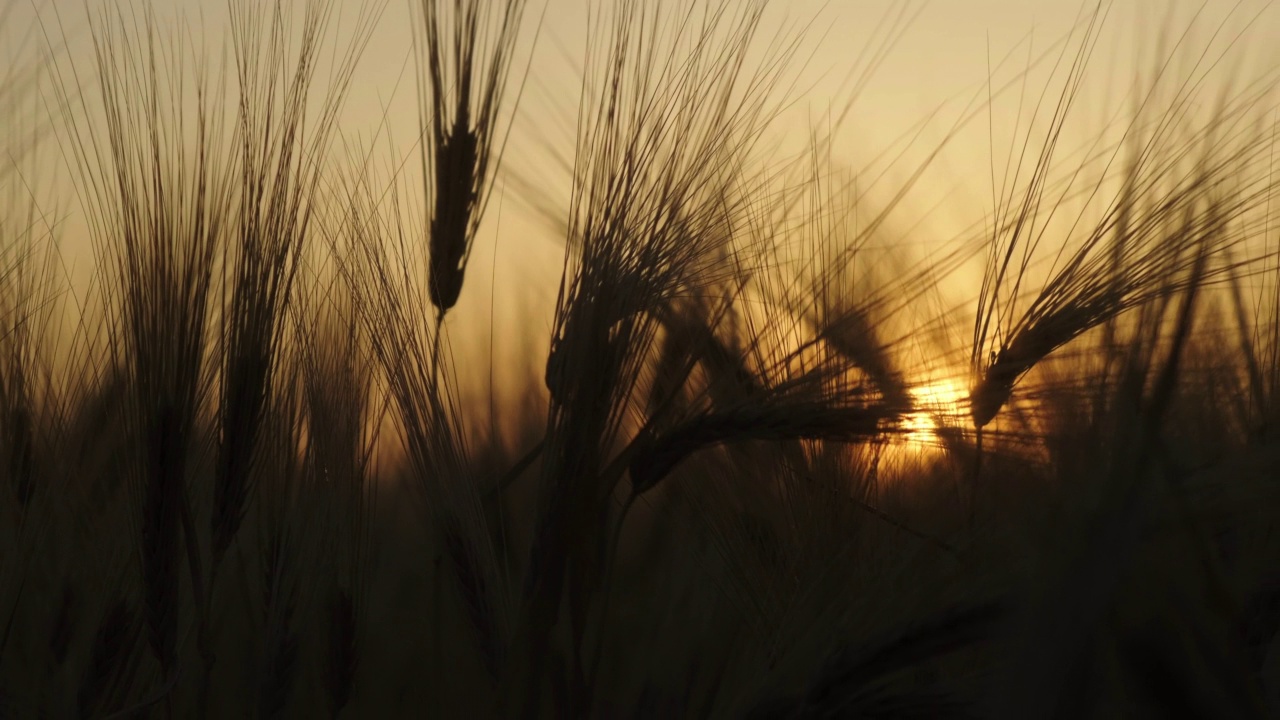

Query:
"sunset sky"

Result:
[[3, 0, 1278, 394]]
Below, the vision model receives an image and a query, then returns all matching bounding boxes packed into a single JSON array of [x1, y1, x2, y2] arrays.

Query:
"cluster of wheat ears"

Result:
[[3, 0, 1280, 717]]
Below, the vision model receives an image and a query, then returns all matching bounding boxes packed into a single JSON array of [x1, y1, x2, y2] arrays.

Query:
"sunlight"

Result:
[[898, 379, 968, 449]]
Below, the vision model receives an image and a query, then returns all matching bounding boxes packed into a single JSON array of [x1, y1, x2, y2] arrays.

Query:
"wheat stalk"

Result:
[[47, 5, 236, 685], [970, 4, 1276, 428], [212, 0, 382, 570], [517, 0, 808, 711], [629, 399, 896, 496], [414, 0, 529, 318]]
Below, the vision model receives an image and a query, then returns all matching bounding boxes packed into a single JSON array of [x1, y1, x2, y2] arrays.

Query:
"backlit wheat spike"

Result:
[[416, 0, 528, 318], [213, 0, 380, 568], [969, 2, 1271, 428], [57, 4, 232, 683], [521, 0, 805, 711]]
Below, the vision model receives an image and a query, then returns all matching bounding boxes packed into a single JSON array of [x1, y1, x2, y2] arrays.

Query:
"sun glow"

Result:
[[898, 380, 968, 449]]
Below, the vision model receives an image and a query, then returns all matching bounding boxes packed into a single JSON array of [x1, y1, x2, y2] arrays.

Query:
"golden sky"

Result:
[[3, 0, 1278, 402]]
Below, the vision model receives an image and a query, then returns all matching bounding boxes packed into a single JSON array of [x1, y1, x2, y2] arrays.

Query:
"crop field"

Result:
[[3, 0, 1280, 717]]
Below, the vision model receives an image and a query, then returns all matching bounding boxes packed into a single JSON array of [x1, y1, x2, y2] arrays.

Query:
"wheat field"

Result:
[[3, 0, 1280, 717]]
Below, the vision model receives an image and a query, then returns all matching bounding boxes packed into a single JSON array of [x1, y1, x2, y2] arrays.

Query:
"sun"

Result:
[[897, 379, 968, 449]]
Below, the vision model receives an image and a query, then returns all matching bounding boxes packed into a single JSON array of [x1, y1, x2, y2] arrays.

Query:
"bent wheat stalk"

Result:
[[628, 400, 896, 496], [970, 4, 1275, 428]]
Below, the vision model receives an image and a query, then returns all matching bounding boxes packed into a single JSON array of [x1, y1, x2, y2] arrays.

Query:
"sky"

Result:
[[3, 0, 1280, 400]]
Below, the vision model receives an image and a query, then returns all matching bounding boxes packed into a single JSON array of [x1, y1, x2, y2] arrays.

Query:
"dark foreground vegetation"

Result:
[[3, 0, 1280, 716]]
